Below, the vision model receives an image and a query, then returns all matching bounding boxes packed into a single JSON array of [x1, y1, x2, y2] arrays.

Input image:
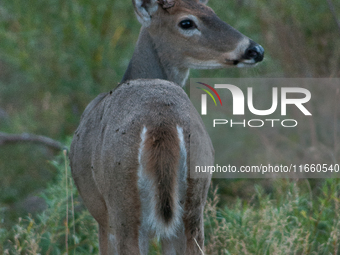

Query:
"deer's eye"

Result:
[[179, 19, 197, 29]]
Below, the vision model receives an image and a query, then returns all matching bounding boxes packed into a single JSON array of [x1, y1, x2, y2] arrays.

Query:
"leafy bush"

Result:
[[0, 150, 99, 254]]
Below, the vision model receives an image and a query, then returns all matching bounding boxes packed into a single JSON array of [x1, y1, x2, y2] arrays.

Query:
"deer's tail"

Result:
[[138, 124, 187, 238]]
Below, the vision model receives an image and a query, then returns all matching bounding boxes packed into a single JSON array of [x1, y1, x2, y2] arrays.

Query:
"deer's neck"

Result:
[[121, 28, 189, 87]]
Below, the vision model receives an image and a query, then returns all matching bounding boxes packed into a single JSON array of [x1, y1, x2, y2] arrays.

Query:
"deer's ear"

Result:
[[133, 0, 159, 27], [199, 0, 209, 5]]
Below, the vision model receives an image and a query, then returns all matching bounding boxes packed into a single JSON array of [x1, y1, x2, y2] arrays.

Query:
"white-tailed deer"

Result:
[[70, 0, 264, 254]]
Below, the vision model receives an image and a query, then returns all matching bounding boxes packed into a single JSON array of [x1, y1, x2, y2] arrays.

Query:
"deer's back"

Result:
[[70, 79, 212, 193]]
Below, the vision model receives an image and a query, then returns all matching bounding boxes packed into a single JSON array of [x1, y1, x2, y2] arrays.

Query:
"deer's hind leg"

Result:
[[183, 177, 211, 255], [98, 224, 112, 255], [104, 175, 143, 254]]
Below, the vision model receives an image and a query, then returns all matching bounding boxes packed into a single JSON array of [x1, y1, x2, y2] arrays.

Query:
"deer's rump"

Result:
[[70, 79, 205, 233]]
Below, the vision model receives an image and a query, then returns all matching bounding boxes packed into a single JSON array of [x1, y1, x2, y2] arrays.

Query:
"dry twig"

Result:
[[0, 132, 64, 151]]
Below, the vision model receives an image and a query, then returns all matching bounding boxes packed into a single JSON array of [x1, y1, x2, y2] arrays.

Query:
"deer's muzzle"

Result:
[[243, 41, 265, 63]]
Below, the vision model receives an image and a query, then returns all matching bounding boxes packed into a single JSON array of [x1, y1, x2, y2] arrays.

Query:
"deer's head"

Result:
[[133, 0, 264, 70]]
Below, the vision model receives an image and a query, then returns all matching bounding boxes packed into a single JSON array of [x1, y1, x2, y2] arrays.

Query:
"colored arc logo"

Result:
[[196, 82, 223, 106]]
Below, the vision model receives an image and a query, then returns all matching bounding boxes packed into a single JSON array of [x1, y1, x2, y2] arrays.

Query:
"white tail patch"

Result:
[[176, 126, 187, 209], [137, 125, 187, 240]]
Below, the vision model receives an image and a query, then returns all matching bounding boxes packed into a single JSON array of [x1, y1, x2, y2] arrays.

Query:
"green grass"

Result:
[[1, 149, 339, 254], [204, 181, 340, 254], [0, 150, 99, 254]]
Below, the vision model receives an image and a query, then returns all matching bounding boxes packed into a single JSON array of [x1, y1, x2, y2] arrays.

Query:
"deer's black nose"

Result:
[[244, 42, 264, 63]]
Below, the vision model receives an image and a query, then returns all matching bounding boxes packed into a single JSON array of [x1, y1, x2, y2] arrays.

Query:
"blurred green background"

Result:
[[0, 0, 339, 230]]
